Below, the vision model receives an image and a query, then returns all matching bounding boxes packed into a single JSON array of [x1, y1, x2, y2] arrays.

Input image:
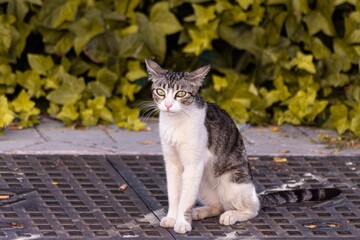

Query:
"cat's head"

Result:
[[145, 59, 210, 114]]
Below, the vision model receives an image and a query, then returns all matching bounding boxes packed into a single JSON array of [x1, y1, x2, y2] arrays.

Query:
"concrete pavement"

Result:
[[1, 118, 359, 156]]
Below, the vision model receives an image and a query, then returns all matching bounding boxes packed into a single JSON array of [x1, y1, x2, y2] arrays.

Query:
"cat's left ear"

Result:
[[186, 65, 211, 86], [145, 59, 166, 81]]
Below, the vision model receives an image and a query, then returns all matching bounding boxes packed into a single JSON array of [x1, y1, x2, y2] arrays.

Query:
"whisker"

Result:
[[138, 101, 159, 122]]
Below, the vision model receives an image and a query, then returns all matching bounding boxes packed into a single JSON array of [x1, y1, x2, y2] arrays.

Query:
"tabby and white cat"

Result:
[[145, 59, 341, 234]]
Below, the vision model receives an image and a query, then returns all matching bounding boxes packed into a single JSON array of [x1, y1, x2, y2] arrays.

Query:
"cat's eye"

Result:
[[155, 88, 166, 97], [175, 91, 187, 98]]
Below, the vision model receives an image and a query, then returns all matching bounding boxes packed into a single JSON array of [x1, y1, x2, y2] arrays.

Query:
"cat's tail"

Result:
[[258, 188, 342, 208]]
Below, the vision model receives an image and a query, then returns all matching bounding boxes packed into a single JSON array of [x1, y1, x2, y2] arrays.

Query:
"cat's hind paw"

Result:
[[192, 206, 222, 220], [160, 216, 176, 228], [174, 220, 192, 234]]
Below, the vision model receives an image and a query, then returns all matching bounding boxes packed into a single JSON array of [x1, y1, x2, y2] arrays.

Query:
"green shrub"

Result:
[[0, 0, 359, 136]]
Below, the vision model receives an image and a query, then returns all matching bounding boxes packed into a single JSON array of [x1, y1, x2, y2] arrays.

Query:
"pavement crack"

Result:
[[34, 126, 50, 142], [101, 128, 117, 144]]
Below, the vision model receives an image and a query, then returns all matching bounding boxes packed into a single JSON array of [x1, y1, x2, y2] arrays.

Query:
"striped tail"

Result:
[[259, 188, 342, 208]]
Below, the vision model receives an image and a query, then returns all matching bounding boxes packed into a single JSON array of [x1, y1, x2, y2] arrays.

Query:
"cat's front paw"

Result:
[[174, 220, 192, 234], [160, 216, 176, 228]]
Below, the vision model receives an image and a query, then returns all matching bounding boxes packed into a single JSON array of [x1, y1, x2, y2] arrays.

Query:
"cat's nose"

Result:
[[165, 103, 172, 111]]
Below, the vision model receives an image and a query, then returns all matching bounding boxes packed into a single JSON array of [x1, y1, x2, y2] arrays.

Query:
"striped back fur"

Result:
[[259, 188, 342, 208]]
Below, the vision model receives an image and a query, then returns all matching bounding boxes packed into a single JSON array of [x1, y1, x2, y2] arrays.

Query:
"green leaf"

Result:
[[115, 0, 139, 23], [219, 5, 247, 25], [334, 0, 357, 5], [118, 33, 151, 59], [150, 1, 182, 35], [136, 13, 166, 62], [7, 0, 29, 21], [16, 70, 45, 98], [117, 80, 141, 101], [218, 24, 259, 55], [125, 60, 147, 82], [212, 74, 228, 91], [236, 0, 253, 10], [27, 54, 54, 75], [191, 4, 216, 27], [350, 104, 360, 136], [69, 11, 105, 55], [289, 52, 316, 73], [12, 89, 35, 112], [0, 64, 17, 94], [83, 30, 119, 64], [11, 90, 40, 127], [44, 31, 75, 56], [88, 67, 118, 97], [47, 72, 85, 105], [107, 97, 145, 131], [0, 15, 16, 55], [136, 2, 182, 62], [87, 96, 113, 123], [327, 104, 350, 134], [56, 104, 79, 125], [39, 0, 81, 28], [183, 20, 219, 56], [15, 21, 33, 58], [303, 10, 335, 36], [0, 95, 14, 127]]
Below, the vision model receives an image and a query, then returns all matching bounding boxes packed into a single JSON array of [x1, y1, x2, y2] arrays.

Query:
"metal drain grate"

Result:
[[0, 155, 172, 239], [108, 155, 360, 239]]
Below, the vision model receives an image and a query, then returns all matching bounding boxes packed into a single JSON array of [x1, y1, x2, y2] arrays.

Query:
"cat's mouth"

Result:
[[161, 109, 177, 115]]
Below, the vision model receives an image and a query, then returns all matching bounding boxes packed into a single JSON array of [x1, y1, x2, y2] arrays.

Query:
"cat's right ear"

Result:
[[145, 59, 166, 81]]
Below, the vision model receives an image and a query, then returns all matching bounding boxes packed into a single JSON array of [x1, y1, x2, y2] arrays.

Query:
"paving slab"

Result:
[[0, 118, 359, 156]]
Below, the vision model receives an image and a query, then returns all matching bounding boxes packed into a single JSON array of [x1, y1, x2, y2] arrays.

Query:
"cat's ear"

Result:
[[145, 59, 166, 81], [186, 65, 210, 86]]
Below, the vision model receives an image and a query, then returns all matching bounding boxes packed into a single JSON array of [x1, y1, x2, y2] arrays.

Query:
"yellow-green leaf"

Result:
[[57, 104, 79, 125], [212, 74, 228, 91], [0, 95, 14, 127], [47, 73, 85, 105], [192, 4, 216, 27], [150, 2, 182, 35], [125, 60, 147, 82], [27, 54, 54, 75]]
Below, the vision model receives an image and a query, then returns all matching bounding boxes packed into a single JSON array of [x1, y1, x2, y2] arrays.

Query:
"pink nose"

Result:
[[165, 103, 172, 111]]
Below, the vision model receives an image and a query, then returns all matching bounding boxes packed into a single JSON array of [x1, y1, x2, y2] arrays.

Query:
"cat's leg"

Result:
[[160, 145, 183, 228], [192, 180, 223, 220], [217, 176, 260, 225], [174, 148, 205, 234]]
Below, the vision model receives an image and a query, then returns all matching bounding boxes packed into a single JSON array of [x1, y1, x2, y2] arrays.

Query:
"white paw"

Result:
[[174, 220, 192, 234], [219, 211, 237, 225], [160, 216, 176, 228]]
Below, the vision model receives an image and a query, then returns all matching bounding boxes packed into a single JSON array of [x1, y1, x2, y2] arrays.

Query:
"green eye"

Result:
[[175, 91, 186, 98], [155, 88, 166, 97]]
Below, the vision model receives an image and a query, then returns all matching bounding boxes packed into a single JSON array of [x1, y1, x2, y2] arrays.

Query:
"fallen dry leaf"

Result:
[[304, 224, 317, 229], [313, 150, 325, 154], [0, 195, 10, 200], [273, 156, 288, 163], [7, 124, 23, 130], [270, 127, 280, 132], [141, 141, 152, 145], [279, 149, 289, 153], [119, 183, 128, 191], [328, 222, 340, 228], [51, 181, 61, 185]]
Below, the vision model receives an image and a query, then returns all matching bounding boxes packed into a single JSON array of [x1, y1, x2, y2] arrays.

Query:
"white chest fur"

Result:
[[159, 107, 207, 148]]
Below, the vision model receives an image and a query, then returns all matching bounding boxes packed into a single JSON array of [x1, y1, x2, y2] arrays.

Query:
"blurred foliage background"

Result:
[[0, 0, 359, 136]]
